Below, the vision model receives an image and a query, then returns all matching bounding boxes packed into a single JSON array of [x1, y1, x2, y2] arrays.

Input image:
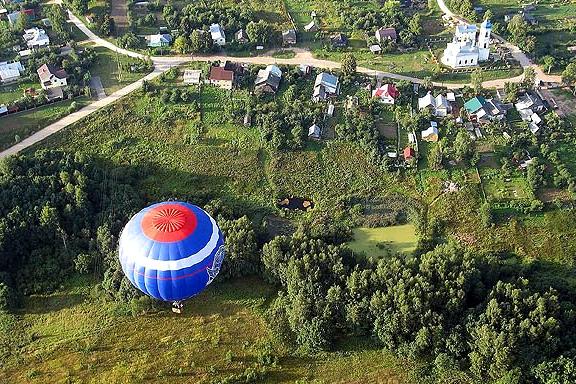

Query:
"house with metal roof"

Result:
[[308, 124, 321, 140], [313, 72, 339, 102], [209, 66, 234, 90], [304, 20, 319, 32], [23, 27, 50, 49], [37, 63, 67, 90], [0, 61, 24, 83], [372, 83, 400, 104], [210, 24, 226, 46], [331, 33, 348, 48], [255, 65, 282, 94], [235, 29, 248, 43], [464, 96, 507, 122], [146, 33, 172, 47]]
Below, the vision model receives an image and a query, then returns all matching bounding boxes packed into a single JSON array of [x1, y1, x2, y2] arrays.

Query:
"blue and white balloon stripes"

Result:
[[118, 202, 225, 301]]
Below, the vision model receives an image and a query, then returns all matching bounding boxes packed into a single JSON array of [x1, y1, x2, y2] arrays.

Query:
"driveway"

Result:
[[90, 75, 106, 100]]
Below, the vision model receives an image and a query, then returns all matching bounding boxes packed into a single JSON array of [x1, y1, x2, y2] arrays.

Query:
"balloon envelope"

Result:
[[119, 202, 225, 301]]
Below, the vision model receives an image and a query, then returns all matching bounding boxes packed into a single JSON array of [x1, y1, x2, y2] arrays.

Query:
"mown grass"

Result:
[[89, 45, 150, 94], [0, 80, 38, 105], [348, 225, 419, 257], [0, 97, 91, 151], [0, 276, 416, 384]]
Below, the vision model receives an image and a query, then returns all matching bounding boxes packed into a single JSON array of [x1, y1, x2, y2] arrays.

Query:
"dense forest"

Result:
[[1, 150, 576, 383]]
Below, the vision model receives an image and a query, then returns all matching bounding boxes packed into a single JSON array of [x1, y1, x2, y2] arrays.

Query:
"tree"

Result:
[[408, 14, 422, 36], [562, 63, 576, 95], [190, 29, 212, 53], [14, 13, 30, 31], [173, 35, 191, 54], [526, 157, 544, 192], [533, 356, 576, 384], [507, 15, 528, 45], [471, 69, 484, 94], [246, 20, 275, 46], [479, 202, 493, 228], [483, 9, 494, 21], [218, 216, 260, 279], [453, 129, 474, 163], [341, 53, 357, 77], [72, 0, 89, 15], [542, 56, 556, 75], [48, 5, 71, 41], [468, 279, 562, 382], [523, 67, 536, 90], [429, 142, 444, 170]]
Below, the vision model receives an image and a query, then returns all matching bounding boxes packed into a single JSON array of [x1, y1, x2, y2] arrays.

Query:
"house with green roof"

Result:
[[464, 96, 507, 123]]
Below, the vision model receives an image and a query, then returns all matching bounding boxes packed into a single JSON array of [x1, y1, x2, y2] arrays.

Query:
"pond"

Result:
[[277, 197, 315, 211]]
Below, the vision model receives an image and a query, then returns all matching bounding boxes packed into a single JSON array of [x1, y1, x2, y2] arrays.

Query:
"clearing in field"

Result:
[[0, 276, 414, 384], [348, 225, 418, 257]]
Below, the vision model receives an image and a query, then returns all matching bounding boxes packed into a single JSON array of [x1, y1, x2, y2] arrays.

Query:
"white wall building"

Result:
[[210, 24, 226, 46], [441, 20, 492, 68], [0, 61, 24, 83], [23, 28, 50, 49]]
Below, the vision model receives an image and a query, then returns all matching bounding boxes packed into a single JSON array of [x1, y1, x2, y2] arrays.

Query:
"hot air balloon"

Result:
[[118, 202, 225, 309]]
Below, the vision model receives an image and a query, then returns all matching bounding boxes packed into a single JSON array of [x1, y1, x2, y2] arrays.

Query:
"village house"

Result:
[[183, 69, 202, 84], [282, 29, 297, 46], [8, 8, 34, 26], [464, 96, 507, 123], [7, 10, 20, 26], [298, 64, 312, 76], [421, 121, 439, 142], [255, 65, 282, 94], [313, 72, 339, 102], [23, 27, 50, 49], [331, 33, 348, 48], [37, 63, 67, 90], [235, 29, 249, 44], [375, 27, 397, 43], [515, 92, 547, 133], [372, 83, 400, 104], [209, 66, 234, 90], [210, 24, 226, 46], [146, 33, 172, 48], [308, 124, 321, 140], [0, 61, 24, 83], [304, 20, 319, 33], [441, 20, 492, 68], [418, 92, 452, 117]]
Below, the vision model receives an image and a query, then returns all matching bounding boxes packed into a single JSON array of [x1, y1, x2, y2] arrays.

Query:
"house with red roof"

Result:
[[37, 63, 67, 90], [209, 66, 234, 90], [372, 83, 400, 104], [403, 147, 415, 160]]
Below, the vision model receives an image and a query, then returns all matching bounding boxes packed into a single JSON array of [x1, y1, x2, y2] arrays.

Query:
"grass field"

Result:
[[0, 276, 416, 383], [0, 97, 90, 151], [89, 46, 149, 94], [348, 225, 418, 257], [480, 167, 534, 202], [0, 80, 38, 105]]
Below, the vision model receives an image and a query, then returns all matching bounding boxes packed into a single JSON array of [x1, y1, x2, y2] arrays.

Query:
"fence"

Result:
[[0, 94, 83, 119]]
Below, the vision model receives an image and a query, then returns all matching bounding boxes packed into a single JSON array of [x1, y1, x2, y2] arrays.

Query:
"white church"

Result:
[[441, 20, 492, 68]]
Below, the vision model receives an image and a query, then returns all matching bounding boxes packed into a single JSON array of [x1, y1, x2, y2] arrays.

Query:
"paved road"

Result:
[[0, 68, 166, 159], [0, 7, 559, 158]]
